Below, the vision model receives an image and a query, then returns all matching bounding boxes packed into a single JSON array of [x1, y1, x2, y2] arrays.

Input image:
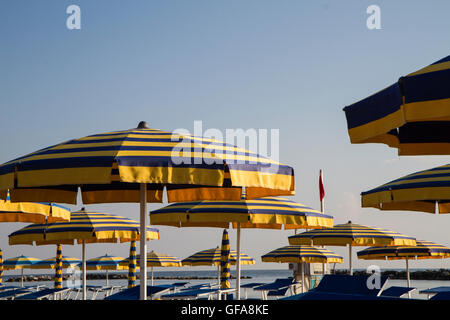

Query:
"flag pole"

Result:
[[319, 169, 327, 275]]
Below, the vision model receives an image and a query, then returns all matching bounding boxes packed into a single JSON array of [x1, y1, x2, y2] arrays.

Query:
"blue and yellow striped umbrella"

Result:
[[0, 191, 70, 223], [150, 196, 333, 230], [30, 256, 81, 269], [3, 255, 40, 287], [86, 254, 126, 286], [54, 244, 63, 289], [361, 163, 450, 214], [128, 241, 137, 289], [344, 54, 450, 155], [0, 122, 295, 205], [8, 208, 160, 245], [220, 229, 231, 289], [261, 245, 344, 264], [288, 221, 416, 275], [182, 247, 256, 266]]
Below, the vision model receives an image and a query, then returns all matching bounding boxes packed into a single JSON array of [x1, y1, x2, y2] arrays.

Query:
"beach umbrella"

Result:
[[0, 191, 70, 223], [357, 240, 450, 297], [128, 241, 137, 289], [0, 121, 295, 300], [150, 196, 333, 299], [182, 247, 255, 285], [220, 229, 231, 290], [120, 251, 182, 286], [343, 54, 450, 156], [3, 255, 40, 287], [288, 221, 416, 275], [361, 163, 450, 214], [8, 208, 159, 300], [261, 245, 343, 293], [86, 254, 127, 286], [30, 255, 82, 269]]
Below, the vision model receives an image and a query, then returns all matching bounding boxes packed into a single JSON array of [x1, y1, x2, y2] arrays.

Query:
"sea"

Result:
[[3, 269, 449, 300]]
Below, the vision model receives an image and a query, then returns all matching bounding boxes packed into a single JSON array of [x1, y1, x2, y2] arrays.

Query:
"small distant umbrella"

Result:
[[220, 229, 231, 290], [120, 251, 181, 286], [3, 255, 40, 287], [86, 254, 127, 286], [288, 221, 416, 275], [55, 244, 63, 289], [358, 240, 450, 297], [261, 245, 344, 293], [182, 247, 255, 285], [128, 241, 137, 289], [31, 256, 82, 269]]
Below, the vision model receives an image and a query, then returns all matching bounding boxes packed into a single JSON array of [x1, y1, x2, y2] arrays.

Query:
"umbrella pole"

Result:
[[301, 262, 305, 293], [21, 268, 24, 287], [236, 223, 241, 300], [348, 244, 352, 275], [217, 265, 220, 285], [140, 183, 148, 300], [405, 257, 411, 298], [151, 267, 154, 286], [106, 270, 109, 286], [82, 240, 86, 300]]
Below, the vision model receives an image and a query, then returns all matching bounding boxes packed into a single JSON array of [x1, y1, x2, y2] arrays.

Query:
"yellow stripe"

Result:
[[347, 108, 404, 144], [399, 143, 450, 156], [403, 98, 450, 121], [407, 60, 450, 77]]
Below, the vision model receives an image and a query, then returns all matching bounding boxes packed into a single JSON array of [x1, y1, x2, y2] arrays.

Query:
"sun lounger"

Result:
[[279, 291, 406, 300], [160, 288, 235, 300], [0, 288, 32, 300], [429, 292, 450, 300], [267, 287, 290, 297], [253, 278, 296, 300], [14, 287, 71, 300], [0, 286, 20, 291], [379, 286, 416, 298], [104, 285, 173, 300], [419, 286, 450, 299], [241, 283, 265, 299], [180, 283, 218, 291]]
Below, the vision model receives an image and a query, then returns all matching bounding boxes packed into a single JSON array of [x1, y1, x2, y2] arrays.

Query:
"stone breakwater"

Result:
[[5, 274, 252, 282], [334, 269, 450, 280]]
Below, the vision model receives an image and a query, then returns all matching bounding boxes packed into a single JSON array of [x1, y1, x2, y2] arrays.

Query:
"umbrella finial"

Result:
[[137, 121, 149, 129], [348, 220, 352, 224]]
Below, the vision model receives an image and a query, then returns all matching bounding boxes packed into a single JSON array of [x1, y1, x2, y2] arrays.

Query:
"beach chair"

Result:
[[180, 283, 218, 291], [253, 278, 296, 300], [241, 283, 265, 300], [419, 286, 450, 299], [429, 292, 450, 300], [160, 288, 235, 300], [14, 288, 71, 300], [379, 286, 416, 298], [0, 288, 32, 300], [104, 285, 173, 300], [267, 286, 290, 298]]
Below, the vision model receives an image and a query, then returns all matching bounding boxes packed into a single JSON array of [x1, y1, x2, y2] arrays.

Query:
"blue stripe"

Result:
[[403, 68, 450, 103]]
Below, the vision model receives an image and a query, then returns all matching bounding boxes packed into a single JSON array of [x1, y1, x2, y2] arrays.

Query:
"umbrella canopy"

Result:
[[357, 240, 450, 295], [150, 196, 333, 229], [220, 229, 231, 289], [30, 256, 81, 269], [261, 245, 344, 264], [0, 121, 295, 300], [288, 221, 416, 275], [8, 208, 160, 245], [361, 163, 450, 214], [120, 251, 182, 268], [343, 54, 450, 155], [0, 192, 70, 223], [8, 208, 159, 300], [3, 255, 40, 269], [182, 247, 256, 266], [86, 254, 127, 271]]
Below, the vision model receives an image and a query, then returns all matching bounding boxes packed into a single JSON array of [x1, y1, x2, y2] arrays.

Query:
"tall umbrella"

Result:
[[361, 163, 450, 214], [0, 121, 295, 300], [357, 240, 450, 297], [9, 208, 159, 300], [3, 255, 40, 287], [261, 245, 343, 293], [86, 254, 127, 286], [220, 229, 231, 290], [343, 54, 450, 156], [288, 221, 416, 275], [120, 251, 182, 286], [151, 196, 333, 299], [182, 246, 255, 284], [128, 241, 137, 288], [0, 195, 70, 223]]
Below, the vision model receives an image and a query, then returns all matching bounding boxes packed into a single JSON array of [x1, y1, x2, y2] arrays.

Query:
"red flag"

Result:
[[319, 170, 325, 201]]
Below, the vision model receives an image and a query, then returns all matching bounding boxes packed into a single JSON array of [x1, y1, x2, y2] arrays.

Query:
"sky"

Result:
[[1, 0, 450, 275]]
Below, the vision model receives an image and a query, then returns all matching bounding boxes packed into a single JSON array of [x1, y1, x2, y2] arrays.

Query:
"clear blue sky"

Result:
[[1, 0, 450, 274]]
